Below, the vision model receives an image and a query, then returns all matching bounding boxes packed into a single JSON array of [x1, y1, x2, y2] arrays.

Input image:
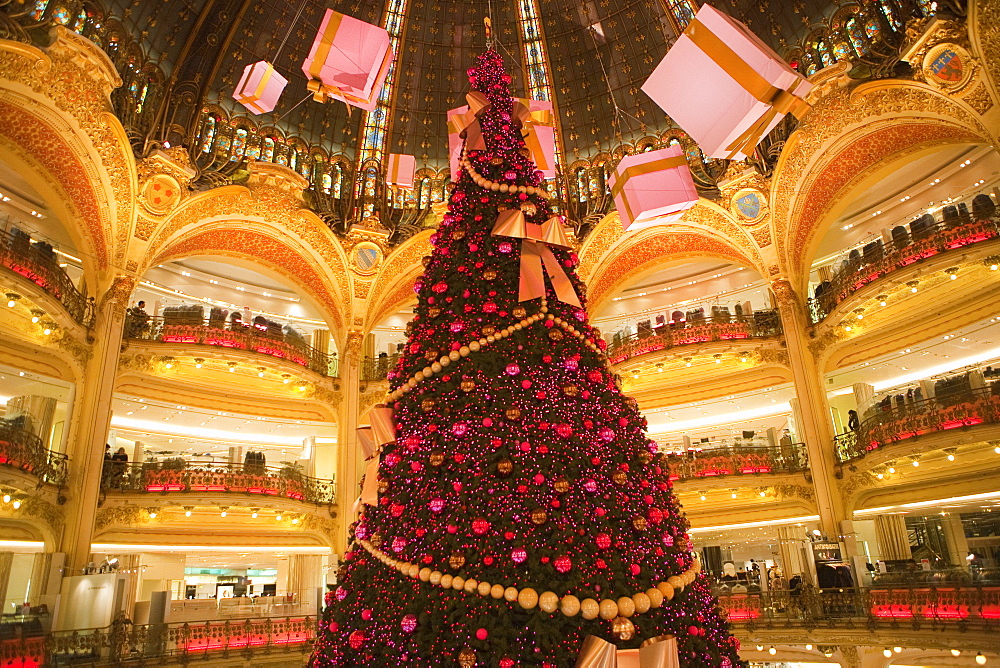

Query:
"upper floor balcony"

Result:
[[606, 309, 783, 366], [0, 225, 93, 327], [809, 210, 1000, 324], [127, 314, 338, 378], [663, 442, 809, 482], [0, 422, 68, 487], [834, 384, 1000, 463], [101, 461, 335, 507]]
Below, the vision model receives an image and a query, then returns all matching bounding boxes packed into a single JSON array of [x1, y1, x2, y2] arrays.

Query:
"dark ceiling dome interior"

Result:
[[94, 0, 844, 168]]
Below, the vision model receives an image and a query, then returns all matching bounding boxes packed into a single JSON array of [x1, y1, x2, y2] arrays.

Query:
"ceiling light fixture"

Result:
[[5, 293, 20, 308]]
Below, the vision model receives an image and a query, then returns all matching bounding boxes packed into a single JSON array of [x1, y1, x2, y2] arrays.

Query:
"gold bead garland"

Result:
[[460, 150, 552, 200], [357, 538, 702, 621], [385, 299, 607, 403]]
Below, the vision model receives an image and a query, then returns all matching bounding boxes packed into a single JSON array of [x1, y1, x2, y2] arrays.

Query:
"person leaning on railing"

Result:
[[124, 301, 150, 338]]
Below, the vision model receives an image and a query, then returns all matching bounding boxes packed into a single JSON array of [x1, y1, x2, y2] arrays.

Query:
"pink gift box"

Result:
[[302, 9, 393, 111], [446, 104, 474, 180], [641, 4, 811, 160], [608, 145, 698, 231], [515, 98, 556, 179], [387, 153, 416, 188], [233, 61, 287, 115]]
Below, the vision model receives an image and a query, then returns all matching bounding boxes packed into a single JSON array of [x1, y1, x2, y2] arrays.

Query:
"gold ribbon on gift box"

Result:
[[609, 155, 689, 224], [358, 404, 396, 506], [684, 17, 810, 159], [449, 92, 490, 151], [307, 78, 371, 106], [236, 63, 276, 113], [304, 9, 392, 108], [576, 635, 679, 668], [492, 210, 581, 307], [513, 99, 555, 172]]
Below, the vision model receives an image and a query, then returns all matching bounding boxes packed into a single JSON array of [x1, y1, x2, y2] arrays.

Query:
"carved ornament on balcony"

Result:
[[94, 504, 145, 531], [245, 161, 310, 199]]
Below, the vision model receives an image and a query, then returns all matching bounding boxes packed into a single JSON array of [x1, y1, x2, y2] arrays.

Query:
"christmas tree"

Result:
[[311, 50, 743, 667]]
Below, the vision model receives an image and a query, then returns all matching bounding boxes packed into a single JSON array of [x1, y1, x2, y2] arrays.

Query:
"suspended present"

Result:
[[386, 153, 416, 188], [608, 145, 698, 231], [232, 61, 287, 115], [641, 4, 812, 160], [302, 9, 393, 111]]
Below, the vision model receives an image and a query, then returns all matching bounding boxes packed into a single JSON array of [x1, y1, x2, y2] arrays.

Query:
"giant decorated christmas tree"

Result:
[[311, 50, 743, 667]]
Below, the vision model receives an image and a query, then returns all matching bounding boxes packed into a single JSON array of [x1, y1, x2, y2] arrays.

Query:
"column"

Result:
[[874, 514, 911, 561], [777, 525, 806, 582], [853, 383, 875, 415], [941, 514, 970, 569], [58, 276, 130, 574], [771, 280, 845, 541], [335, 331, 364, 554]]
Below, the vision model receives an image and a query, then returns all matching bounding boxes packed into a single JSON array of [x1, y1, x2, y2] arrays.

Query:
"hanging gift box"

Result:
[[301, 9, 393, 111], [608, 145, 698, 231], [641, 4, 811, 160], [447, 93, 490, 180], [513, 98, 556, 178], [386, 153, 416, 188], [233, 61, 287, 115]]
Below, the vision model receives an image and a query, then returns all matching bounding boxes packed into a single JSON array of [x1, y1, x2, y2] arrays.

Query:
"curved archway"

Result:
[[364, 229, 433, 332], [771, 79, 992, 289]]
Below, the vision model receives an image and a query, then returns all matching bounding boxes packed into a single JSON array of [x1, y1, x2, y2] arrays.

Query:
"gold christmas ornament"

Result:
[[424, 350, 439, 361], [598, 599, 619, 620], [482, 325, 496, 336], [497, 459, 513, 476], [452, 229, 466, 240], [639, 450, 652, 464], [370, 534, 383, 548], [512, 306, 527, 319], [632, 592, 652, 614], [554, 477, 570, 494], [520, 202, 538, 216], [530, 508, 548, 524], [632, 516, 648, 531], [657, 581, 675, 601], [517, 588, 539, 610], [560, 594, 581, 617], [538, 591, 559, 613], [580, 598, 600, 620], [421, 256, 432, 268], [612, 616, 635, 641], [429, 451, 445, 467], [667, 575, 685, 593], [548, 329, 564, 341], [449, 553, 466, 570], [646, 588, 664, 608], [483, 270, 497, 281], [612, 471, 628, 485], [505, 407, 522, 420], [490, 156, 505, 165], [460, 380, 476, 392], [562, 384, 579, 396], [428, 307, 441, 318], [377, 479, 389, 494], [458, 648, 476, 667], [616, 596, 636, 618], [421, 399, 437, 411]]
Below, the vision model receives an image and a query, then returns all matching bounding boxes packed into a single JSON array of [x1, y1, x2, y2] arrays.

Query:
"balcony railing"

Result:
[[102, 462, 336, 506], [127, 316, 338, 377], [606, 310, 783, 365], [0, 423, 68, 486], [0, 225, 93, 326], [719, 584, 1000, 633], [663, 443, 808, 481], [19, 615, 316, 666], [361, 353, 401, 382], [834, 387, 1000, 462], [808, 216, 1000, 323]]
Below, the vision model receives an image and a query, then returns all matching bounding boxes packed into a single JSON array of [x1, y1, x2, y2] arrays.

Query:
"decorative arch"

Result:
[[584, 227, 763, 314], [770, 79, 992, 290], [364, 229, 433, 331], [145, 186, 354, 334]]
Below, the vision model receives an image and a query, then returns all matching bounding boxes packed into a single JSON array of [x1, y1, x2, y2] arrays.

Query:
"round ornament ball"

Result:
[[531, 508, 548, 525], [598, 599, 619, 620], [632, 592, 652, 614], [539, 591, 559, 613], [504, 586, 519, 602], [656, 581, 674, 601], [580, 598, 600, 620], [450, 553, 466, 569], [477, 580, 492, 596], [458, 648, 477, 668], [560, 595, 581, 617], [616, 596, 636, 618], [667, 575, 685, 593], [612, 616, 635, 641], [518, 588, 539, 610], [646, 588, 664, 608], [491, 584, 505, 599]]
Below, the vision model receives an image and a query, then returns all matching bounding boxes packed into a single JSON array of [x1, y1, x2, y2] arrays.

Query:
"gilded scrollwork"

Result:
[[94, 504, 144, 532]]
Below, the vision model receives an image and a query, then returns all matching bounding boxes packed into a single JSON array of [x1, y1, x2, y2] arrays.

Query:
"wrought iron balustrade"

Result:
[[808, 216, 1000, 323], [833, 387, 1000, 463], [361, 353, 401, 383], [128, 316, 339, 377], [606, 310, 782, 365], [0, 225, 93, 326], [102, 462, 336, 506], [17, 615, 316, 666], [663, 443, 808, 481], [0, 423, 68, 487], [718, 584, 1000, 634]]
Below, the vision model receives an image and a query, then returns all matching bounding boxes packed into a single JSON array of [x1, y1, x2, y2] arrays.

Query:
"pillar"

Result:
[[874, 514, 912, 561], [941, 514, 970, 569], [58, 276, 130, 574], [771, 280, 845, 540], [853, 383, 875, 415], [777, 525, 806, 582], [335, 331, 365, 554]]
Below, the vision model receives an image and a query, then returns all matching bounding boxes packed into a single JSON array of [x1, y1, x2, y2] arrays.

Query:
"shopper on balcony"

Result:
[[110, 447, 128, 487], [847, 410, 860, 431], [124, 301, 150, 338]]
